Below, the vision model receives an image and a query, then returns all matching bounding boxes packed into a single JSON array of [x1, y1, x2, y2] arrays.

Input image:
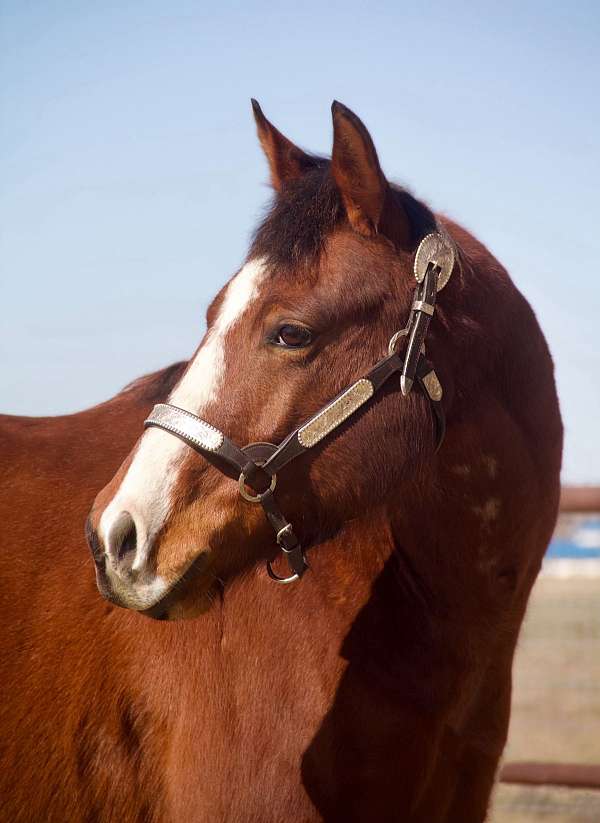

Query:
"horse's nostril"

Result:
[[118, 519, 137, 563], [106, 511, 138, 574], [85, 514, 104, 565]]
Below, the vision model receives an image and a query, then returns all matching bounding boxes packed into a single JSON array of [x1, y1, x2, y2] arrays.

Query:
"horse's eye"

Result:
[[274, 324, 312, 349]]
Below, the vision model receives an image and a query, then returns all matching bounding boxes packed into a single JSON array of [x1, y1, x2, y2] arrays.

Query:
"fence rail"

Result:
[[560, 486, 600, 513], [501, 762, 600, 791]]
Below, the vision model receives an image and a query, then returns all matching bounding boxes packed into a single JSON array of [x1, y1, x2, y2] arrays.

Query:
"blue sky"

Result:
[[1, 1, 599, 483]]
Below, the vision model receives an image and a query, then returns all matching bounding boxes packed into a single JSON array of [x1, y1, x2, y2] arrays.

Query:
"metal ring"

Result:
[[388, 327, 409, 355], [266, 559, 300, 584], [388, 328, 426, 358], [238, 463, 277, 503]]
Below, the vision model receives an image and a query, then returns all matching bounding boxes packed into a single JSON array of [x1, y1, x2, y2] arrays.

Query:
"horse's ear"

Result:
[[330, 101, 410, 246], [251, 99, 318, 191]]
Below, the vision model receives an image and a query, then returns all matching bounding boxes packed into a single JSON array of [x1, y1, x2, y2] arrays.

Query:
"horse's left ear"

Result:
[[252, 99, 319, 191], [331, 101, 410, 246]]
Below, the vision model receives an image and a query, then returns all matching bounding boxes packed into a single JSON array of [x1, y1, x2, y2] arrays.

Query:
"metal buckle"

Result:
[[238, 463, 277, 503], [276, 523, 294, 546], [388, 327, 426, 357], [412, 299, 435, 316]]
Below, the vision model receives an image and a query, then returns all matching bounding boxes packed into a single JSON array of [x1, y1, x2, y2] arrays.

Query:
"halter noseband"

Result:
[[144, 232, 454, 583]]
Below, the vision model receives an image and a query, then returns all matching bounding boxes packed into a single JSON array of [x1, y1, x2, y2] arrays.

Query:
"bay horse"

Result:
[[0, 101, 562, 822]]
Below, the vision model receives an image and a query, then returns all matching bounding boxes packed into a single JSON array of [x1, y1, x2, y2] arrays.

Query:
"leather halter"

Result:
[[145, 232, 455, 583]]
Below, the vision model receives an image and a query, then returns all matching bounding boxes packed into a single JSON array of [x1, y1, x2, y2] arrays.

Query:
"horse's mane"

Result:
[[115, 171, 438, 408], [117, 170, 439, 409], [250, 163, 437, 268], [121, 361, 187, 403]]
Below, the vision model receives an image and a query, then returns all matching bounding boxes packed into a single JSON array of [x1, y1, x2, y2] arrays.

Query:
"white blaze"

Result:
[[99, 258, 267, 579]]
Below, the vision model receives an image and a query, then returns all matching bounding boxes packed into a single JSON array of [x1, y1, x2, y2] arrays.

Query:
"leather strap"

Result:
[[143, 231, 454, 582], [144, 348, 445, 580], [261, 350, 434, 476], [401, 264, 439, 395], [145, 404, 273, 490]]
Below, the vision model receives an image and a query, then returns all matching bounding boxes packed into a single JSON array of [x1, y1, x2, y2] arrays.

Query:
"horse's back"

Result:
[[0, 373, 183, 823]]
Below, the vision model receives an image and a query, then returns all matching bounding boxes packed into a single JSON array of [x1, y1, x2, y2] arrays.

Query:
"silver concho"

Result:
[[297, 379, 374, 448], [414, 232, 455, 291], [144, 403, 224, 452]]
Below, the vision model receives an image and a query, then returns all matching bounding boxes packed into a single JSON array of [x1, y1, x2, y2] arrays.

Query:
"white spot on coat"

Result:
[[482, 455, 498, 479], [473, 497, 501, 524]]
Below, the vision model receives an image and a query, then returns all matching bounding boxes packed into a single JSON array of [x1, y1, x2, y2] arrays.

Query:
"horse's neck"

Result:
[[156, 508, 450, 726], [227, 509, 408, 663]]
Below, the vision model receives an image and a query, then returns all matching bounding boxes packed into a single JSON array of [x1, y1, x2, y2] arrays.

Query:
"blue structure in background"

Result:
[[547, 517, 600, 558]]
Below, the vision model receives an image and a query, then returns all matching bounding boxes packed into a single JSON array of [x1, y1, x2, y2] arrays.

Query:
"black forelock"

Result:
[[249, 161, 437, 269], [250, 162, 341, 269]]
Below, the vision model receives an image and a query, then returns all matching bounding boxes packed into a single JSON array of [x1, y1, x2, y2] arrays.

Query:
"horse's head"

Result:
[[87, 101, 460, 618]]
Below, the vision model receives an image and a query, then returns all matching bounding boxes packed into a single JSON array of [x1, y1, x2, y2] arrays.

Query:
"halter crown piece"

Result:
[[145, 231, 455, 583]]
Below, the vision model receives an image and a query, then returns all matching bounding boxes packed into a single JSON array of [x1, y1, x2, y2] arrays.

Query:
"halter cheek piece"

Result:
[[145, 232, 455, 584]]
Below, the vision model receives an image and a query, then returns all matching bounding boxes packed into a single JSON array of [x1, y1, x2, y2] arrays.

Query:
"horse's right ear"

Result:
[[251, 99, 319, 191], [330, 101, 411, 248]]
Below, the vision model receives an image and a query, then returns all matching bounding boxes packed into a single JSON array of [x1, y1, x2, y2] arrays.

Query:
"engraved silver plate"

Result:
[[421, 370, 443, 402], [298, 379, 374, 448], [145, 403, 224, 452], [414, 232, 455, 291]]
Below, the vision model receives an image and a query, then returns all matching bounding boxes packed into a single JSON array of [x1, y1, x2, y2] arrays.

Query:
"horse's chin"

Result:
[[94, 551, 218, 621], [146, 585, 217, 621], [141, 572, 220, 621]]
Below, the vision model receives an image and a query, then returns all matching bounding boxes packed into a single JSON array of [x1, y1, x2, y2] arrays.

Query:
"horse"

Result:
[[0, 101, 562, 822]]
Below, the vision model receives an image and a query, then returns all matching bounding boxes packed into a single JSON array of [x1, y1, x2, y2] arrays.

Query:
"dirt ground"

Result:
[[490, 573, 600, 822]]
